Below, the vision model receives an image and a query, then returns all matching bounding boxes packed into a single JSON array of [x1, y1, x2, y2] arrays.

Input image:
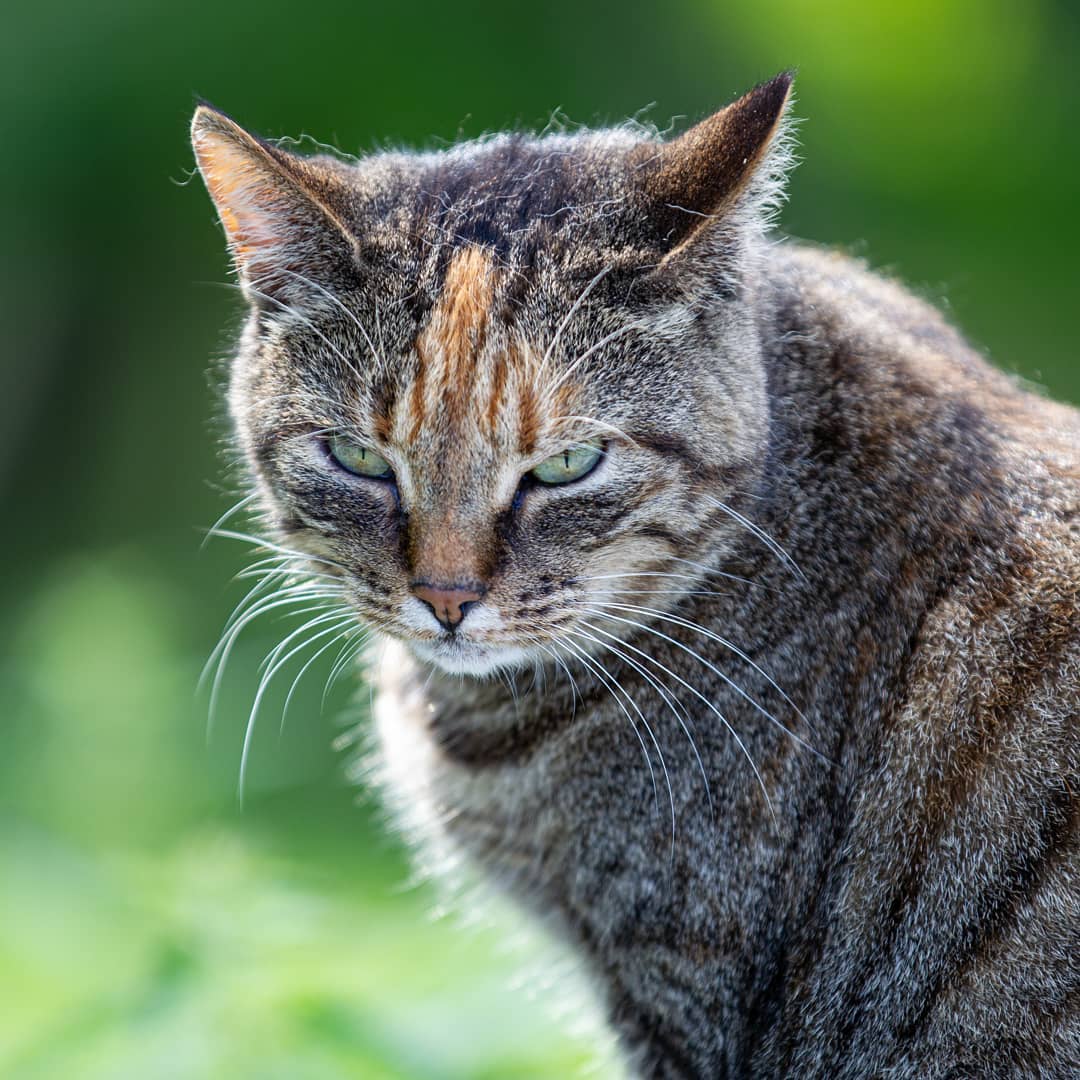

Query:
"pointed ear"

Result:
[[637, 72, 795, 258], [191, 105, 357, 306]]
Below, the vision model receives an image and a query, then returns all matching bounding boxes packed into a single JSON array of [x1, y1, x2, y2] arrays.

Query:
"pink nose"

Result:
[[411, 583, 485, 630]]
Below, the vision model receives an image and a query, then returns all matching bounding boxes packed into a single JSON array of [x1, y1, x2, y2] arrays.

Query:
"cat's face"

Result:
[[195, 75, 792, 676]]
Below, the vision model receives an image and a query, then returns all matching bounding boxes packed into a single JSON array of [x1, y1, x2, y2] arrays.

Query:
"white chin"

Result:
[[408, 637, 534, 677]]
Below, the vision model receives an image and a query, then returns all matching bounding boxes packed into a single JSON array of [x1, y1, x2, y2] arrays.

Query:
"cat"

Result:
[[192, 72, 1080, 1078]]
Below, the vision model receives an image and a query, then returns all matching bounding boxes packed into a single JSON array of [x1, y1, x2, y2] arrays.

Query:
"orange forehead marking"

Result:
[[518, 378, 540, 455], [372, 411, 391, 442], [440, 246, 495, 335], [416, 246, 496, 421]]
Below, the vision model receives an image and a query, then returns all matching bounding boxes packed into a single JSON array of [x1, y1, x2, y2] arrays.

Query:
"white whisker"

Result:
[[567, 626, 713, 820], [201, 529, 349, 740], [592, 602, 818, 746], [539, 265, 612, 375], [204, 590, 343, 735], [323, 629, 373, 707], [660, 556, 776, 591], [703, 497, 805, 581], [579, 618, 776, 824], [238, 617, 358, 806], [558, 636, 676, 850], [554, 414, 640, 448], [586, 606, 822, 769], [530, 636, 580, 721], [204, 527, 347, 572], [281, 624, 369, 736], [201, 492, 261, 552]]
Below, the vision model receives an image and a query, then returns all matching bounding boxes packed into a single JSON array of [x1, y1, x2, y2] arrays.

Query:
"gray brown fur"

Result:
[[193, 73, 1080, 1077]]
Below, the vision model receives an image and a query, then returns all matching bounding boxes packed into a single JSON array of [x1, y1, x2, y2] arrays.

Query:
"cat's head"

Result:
[[193, 74, 794, 676]]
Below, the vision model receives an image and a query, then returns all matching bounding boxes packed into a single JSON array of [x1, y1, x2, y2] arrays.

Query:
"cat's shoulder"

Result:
[[768, 241, 1080, 470], [768, 240, 1080, 668], [769, 241, 1022, 391]]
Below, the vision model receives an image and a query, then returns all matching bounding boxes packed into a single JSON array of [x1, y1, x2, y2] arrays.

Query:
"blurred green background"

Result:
[[2, 1, 1078, 1076]]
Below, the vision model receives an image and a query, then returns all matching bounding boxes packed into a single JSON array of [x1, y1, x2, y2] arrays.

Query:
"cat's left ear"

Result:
[[636, 71, 795, 263], [191, 104, 358, 307]]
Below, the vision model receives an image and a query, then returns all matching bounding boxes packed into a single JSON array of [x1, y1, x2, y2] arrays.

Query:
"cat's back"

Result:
[[771, 241, 1080, 642], [769, 241, 1080, 696], [773, 242, 1080, 469], [761, 244, 1080, 1076], [783, 239, 1080, 597]]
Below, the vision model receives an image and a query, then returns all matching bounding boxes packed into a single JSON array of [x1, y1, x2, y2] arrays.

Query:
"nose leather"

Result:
[[412, 583, 485, 630]]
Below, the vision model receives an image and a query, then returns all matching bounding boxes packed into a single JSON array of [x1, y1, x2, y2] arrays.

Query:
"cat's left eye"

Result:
[[326, 434, 393, 479], [531, 440, 604, 485]]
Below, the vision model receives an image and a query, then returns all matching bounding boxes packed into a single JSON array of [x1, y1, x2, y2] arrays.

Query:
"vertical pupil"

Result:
[[563, 451, 570, 469]]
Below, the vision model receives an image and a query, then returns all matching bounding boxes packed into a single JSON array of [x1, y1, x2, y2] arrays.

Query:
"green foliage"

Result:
[[0, 820, 610, 1077], [1, 1, 1077, 1074]]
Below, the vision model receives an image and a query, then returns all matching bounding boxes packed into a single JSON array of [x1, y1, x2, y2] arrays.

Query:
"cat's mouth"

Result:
[[408, 634, 535, 677]]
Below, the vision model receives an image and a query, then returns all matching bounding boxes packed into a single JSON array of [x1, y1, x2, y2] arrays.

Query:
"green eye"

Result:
[[530, 440, 604, 485], [327, 434, 393, 479]]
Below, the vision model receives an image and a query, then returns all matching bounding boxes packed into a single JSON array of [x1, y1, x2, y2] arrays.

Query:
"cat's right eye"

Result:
[[326, 434, 394, 480]]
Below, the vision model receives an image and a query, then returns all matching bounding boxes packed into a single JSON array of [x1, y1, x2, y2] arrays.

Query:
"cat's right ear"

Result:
[[191, 105, 357, 308]]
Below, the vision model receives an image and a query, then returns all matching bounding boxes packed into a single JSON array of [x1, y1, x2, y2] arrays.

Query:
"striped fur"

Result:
[[194, 73, 1079, 1077]]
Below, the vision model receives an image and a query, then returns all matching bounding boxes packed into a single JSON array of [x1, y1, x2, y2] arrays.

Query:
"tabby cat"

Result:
[[192, 73, 1080, 1077]]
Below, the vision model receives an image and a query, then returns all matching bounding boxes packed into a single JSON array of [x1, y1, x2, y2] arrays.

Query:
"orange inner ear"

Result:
[[410, 246, 498, 436], [194, 132, 287, 263]]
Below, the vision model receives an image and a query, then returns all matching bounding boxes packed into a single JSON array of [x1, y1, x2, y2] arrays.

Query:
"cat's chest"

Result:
[[370, 638, 745, 937], [373, 639, 604, 877]]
